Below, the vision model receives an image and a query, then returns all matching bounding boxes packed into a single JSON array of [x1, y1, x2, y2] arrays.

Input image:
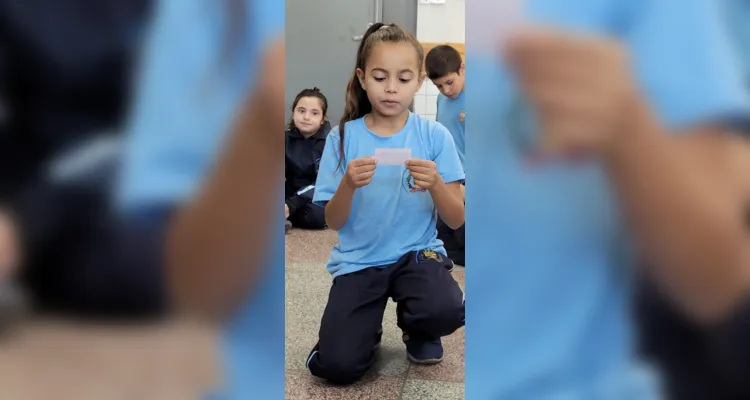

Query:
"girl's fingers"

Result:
[[357, 177, 372, 186], [356, 165, 377, 174], [410, 172, 432, 182], [407, 165, 436, 174], [355, 171, 375, 181]]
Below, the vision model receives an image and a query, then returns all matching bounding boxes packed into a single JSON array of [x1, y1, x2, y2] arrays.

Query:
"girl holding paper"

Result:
[[307, 22, 465, 385]]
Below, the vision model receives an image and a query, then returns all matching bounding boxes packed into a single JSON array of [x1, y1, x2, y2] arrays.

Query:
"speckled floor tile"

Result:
[[285, 371, 404, 400], [401, 379, 465, 400], [285, 228, 338, 264]]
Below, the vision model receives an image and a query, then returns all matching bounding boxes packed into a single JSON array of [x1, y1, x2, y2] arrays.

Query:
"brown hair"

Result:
[[337, 22, 424, 169], [425, 45, 462, 80], [287, 87, 329, 131]]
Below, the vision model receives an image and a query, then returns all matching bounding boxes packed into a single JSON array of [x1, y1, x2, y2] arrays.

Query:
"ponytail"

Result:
[[337, 23, 388, 170]]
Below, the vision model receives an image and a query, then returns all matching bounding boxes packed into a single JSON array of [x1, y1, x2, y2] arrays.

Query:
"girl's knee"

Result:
[[309, 348, 371, 385]]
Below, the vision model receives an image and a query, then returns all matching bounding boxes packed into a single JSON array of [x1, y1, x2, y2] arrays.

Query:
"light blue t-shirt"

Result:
[[466, 0, 750, 399], [436, 91, 467, 172], [313, 113, 464, 277], [116, 1, 285, 398]]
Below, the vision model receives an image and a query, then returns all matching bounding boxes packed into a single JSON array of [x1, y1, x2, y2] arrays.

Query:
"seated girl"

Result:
[[285, 87, 330, 230]]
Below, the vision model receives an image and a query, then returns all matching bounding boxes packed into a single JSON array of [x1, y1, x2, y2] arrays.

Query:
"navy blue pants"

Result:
[[288, 202, 326, 230], [307, 250, 465, 385]]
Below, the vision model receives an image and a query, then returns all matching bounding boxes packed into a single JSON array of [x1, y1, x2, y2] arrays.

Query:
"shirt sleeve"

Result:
[[250, 0, 284, 44], [312, 127, 343, 206], [626, 0, 750, 133], [431, 122, 465, 184]]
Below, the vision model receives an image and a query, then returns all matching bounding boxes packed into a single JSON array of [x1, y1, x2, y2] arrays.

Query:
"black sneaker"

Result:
[[403, 332, 444, 365]]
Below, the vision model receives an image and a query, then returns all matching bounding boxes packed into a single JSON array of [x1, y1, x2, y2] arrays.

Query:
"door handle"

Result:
[[352, 0, 383, 41], [352, 23, 374, 41]]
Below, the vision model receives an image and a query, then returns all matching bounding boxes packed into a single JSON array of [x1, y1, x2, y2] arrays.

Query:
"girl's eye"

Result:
[[399, 78, 411, 83], [374, 77, 386, 82]]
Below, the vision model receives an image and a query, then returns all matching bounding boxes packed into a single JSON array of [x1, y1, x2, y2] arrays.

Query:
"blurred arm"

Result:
[[166, 39, 285, 322], [608, 103, 750, 325]]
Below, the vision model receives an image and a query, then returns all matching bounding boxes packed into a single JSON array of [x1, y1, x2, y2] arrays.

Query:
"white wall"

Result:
[[416, 0, 465, 43], [414, 0, 465, 120]]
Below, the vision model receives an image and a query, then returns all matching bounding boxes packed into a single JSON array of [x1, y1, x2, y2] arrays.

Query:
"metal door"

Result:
[[285, 0, 417, 125]]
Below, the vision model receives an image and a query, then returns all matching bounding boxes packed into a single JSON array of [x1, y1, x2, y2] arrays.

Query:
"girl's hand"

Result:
[[406, 158, 441, 190], [505, 28, 639, 158], [285, 204, 290, 219], [344, 157, 378, 189]]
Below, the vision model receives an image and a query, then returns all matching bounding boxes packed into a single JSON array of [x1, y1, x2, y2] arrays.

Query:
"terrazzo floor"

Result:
[[0, 227, 464, 400], [285, 228, 466, 400]]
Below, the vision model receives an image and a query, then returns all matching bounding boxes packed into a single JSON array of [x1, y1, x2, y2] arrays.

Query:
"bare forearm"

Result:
[[167, 92, 283, 321], [430, 180, 465, 229], [606, 101, 750, 324], [324, 180, 355, 231]]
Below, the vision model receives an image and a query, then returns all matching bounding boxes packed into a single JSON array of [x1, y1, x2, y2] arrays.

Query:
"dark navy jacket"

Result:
[[285, 121, 330, 214]]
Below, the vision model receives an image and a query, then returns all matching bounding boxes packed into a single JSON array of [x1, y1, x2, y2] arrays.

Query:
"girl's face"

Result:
[[357, 42, 424, 118], [293, 96, 325, 135]]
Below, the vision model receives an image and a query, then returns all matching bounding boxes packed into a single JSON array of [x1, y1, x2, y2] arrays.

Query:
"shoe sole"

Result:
[[406, 353, 444, 365]]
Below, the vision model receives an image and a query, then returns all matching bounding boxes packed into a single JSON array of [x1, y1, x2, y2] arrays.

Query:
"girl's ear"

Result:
[[356, 68, 366, 91]]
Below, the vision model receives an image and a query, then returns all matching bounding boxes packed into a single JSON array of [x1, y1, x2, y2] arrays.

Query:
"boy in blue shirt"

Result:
[[425, 45, 466, 266]]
